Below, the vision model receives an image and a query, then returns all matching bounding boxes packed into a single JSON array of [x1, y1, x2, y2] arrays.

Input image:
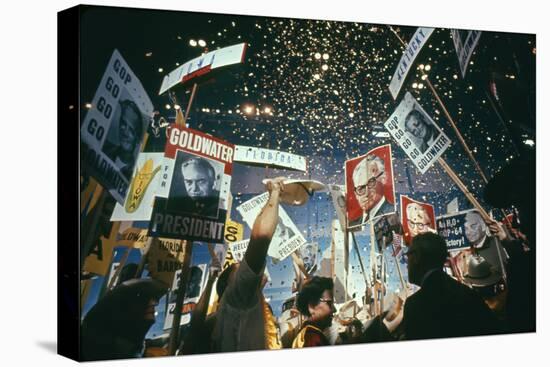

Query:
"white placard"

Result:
[[234, 145, 307, 172], [236, 192, 306, 260], [384, 92, 451, 173], [389, 27, 434, 99], [159, 43, 247, 95]]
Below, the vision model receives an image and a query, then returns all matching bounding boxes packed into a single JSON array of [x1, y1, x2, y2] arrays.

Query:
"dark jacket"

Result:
[[404, 270, 501, 340]]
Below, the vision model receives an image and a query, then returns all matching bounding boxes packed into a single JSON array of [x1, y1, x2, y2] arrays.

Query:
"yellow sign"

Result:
[[83, 235, 115, 276], [125, 159, 161, 213], [147, 239, 187, 287], [118, 227, 149, 248]]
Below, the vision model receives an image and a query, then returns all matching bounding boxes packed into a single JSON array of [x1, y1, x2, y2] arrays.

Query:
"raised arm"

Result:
[[244, 177, 285, 274]]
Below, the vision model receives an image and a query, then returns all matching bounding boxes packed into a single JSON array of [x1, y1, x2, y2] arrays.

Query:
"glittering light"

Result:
[[198, 39, 207, 47], [412, 82, 418, 89], [524, 139, 535, 146], [322, 53, 329, 60], [263, 106, 272, 114], [145, 52, 152, 57], [243, 105, 254, 115], [85, 103, 92, 109], [314, 52, 321, 60], [321, 64, 328, 71], [424, 64, 431, 71], [174, 104, 181, 110], [165, 104, 171, 110], [189, 39, 197, 47], [158, 68, 164, 73]]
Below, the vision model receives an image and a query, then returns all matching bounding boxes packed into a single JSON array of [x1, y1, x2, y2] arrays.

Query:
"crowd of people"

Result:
[[80, 155, 535, 360]]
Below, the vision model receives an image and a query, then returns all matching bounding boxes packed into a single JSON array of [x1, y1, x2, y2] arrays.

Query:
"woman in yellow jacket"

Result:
[[292, 277, 336, 348]]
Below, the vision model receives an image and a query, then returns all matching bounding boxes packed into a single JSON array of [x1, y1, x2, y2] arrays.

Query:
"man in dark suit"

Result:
[[404, 232, 500, 340], [167, 156, 220, 218], [349, 154, 394, 227]]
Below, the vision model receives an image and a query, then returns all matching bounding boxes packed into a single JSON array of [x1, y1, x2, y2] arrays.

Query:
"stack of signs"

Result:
[[149, 126, 234, 243], [163, 264, 208, 330], [450, 29, 482, 78], [80, 49, 154, 204], [345, 144, 396, 229], [233, 145, 307, 172], [111, 153, 164, 221], [384, 92, 451, 174], [236, 192, 306, 261], [400, 195, 436, 245]]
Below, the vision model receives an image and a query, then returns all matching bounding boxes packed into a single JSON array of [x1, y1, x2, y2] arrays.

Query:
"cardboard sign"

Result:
[[345, 144, 396, 229], [111, 153, 164, 221], [436, 209, 480, 251], [373, 213, 403, 251], [400, 195, 436, 245], [82, 235, 116, 276], [450, 29, 482, 78], [159, 43, 247, 95], [236, 192, 306, 260], [149, 126, 234, 242], [163, 265, 208, 330], [385, 92, 451, 173], [80, 49, 153, 203], [147, 239, 187, 287], [229, 239, 250, 262], [389, 27, 435, 99], [233, 145, 307, 172]]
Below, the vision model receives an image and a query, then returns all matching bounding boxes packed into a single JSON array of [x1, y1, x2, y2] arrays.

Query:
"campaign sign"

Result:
[[233, 145, 307, 172], [236, 192, 306, 261], [81, 49, 153, 204], [400, 195, 436, 245], [385, 92, 451, 174], [110, 152, 164, 221], [450, 29, 482, 78], [345, 144, 396, 229], [436, 209, 477, 251], [149, 126, 234, 242]]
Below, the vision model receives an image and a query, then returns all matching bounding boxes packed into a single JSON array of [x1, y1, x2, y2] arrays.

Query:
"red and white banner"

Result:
[[400, 195, 436, 245]]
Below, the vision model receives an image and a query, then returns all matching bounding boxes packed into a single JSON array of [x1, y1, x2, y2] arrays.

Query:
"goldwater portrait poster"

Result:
[[384, 92, 451, 174], [149, 125, 234, 242], [80, 49, 154, 203], [345, 144, 396, 229]]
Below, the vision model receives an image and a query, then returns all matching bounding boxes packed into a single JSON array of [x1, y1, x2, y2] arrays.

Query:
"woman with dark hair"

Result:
[[292, 276, 336, 348]]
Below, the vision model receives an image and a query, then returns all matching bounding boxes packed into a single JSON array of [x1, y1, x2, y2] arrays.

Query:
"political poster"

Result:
[[436, 209, 475, 251], [117, 227, 149, 248], [229, 239, 250, 263], [328, 184, 347, 232], [236, 192, 306, 261], [389, 27, 435, 99], [159, 43, 247, 95], [400, 195, 436, 245], [82, 235, 116, 276], [385, 92, 451, 173], [163, 264, 208, 330], [373, 213, 403, 251], [149, 125, 234, 242], [221, 218, 244, 270], [297, 241, 320, 276], [345, 144, 396, 229], [81, 49, 153, 204], [110, 152, 164, 221], [450, 29, 482, 78], [233, 145, 307, 172], [147, 238, 187, 287]]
